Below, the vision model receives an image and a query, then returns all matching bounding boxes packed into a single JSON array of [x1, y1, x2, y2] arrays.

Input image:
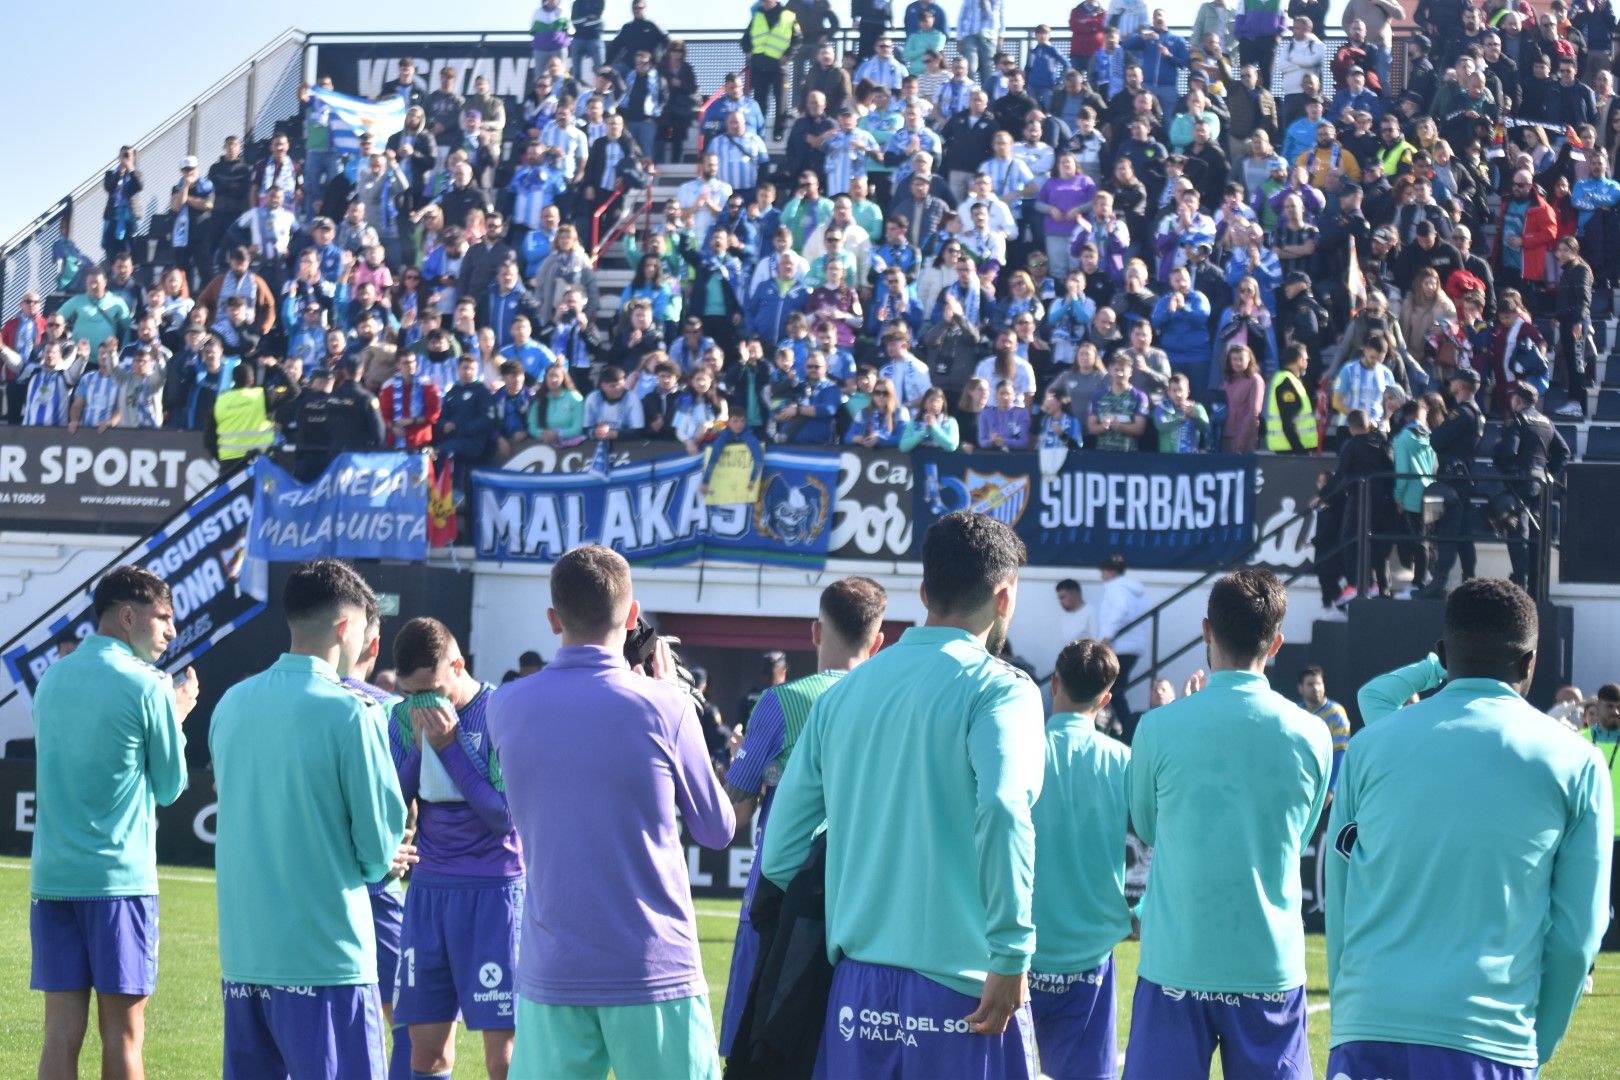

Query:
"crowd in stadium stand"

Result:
[[1, 0, 1617, 555]]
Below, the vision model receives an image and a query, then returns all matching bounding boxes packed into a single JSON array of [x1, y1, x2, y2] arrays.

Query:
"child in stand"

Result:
[[1153, 372, 1211, 452], [700, 409, 764, 498]]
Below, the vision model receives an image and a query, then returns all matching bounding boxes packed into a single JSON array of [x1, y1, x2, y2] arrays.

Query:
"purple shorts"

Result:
[[1122, 977, 1310, 1080], [222, 981, 386, 1080], [719, 911, 760, 1057], [368, 885, 404, 995], [1328, 1040, 1533, 1080], [814, 958, 1036, 1080], [1029, 958, 1117, 1080], [30, 896, 158, 996], [393, 874, 522, 1030]]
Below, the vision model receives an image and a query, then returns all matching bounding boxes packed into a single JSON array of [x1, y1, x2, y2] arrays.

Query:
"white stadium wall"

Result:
[[1, 541, 1615, 753]]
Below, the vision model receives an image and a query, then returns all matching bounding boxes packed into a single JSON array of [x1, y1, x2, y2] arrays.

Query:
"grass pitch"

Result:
[[3, 856, 1618, 1077]]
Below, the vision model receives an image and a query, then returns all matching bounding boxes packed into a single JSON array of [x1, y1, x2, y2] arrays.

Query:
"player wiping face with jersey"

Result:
[[387, 616, 521, 1080]]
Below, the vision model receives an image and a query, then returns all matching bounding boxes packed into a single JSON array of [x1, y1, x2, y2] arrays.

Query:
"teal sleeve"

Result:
[[968, 678, 1045, 976], [1324, 745, 1357, 993], [898, 421, 926, 451], [935, 417, 961, 451], [1125, 717, 1158, 846], [1357, 653, 1446, 724], [1535, 757, 1615, 1065], [142, 679, 188, 807], [759, 698, 828, 890], [559, 392, 585, 439], [341, 703, 409, 884]]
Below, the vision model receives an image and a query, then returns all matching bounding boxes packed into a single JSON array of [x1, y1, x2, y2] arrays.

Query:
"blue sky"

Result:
[[1, 0, 1344, 242]]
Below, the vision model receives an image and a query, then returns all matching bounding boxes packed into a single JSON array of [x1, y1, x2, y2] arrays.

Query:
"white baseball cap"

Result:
[[179, 155, 199, 169]]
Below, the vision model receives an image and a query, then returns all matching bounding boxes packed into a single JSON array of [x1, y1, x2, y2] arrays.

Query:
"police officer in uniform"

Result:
[[330, 357, 386, 453], [1421, 368, 1485, 597], [1492, 384, 1569, 597], [292, 367, 339, 481]]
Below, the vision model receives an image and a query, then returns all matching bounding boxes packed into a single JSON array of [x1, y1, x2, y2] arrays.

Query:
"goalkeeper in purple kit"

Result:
[[387, 617, 522, 1080]]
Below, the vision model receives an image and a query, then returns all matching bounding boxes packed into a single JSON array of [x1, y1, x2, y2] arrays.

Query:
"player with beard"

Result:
[[387, 618, 521, 1080], [719, 577, 889, 1059], [1122, 568, 1331, 1080], [761, 511, 1046, 1077]]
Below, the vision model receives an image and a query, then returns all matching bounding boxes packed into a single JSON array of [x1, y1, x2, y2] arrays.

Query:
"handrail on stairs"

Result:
[[1112, 469, 1560, 696]]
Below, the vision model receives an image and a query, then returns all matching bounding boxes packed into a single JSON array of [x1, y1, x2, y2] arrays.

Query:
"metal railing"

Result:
[[592, 184, 657, 266], [0, 28, 306, 317], [1117, 470, 1561, 697]]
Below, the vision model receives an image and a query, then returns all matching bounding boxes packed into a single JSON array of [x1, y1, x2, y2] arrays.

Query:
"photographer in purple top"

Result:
[[488, 545, 735, 1079]]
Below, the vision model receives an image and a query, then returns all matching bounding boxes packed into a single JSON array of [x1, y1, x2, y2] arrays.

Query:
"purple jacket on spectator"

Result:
[[978, 405, 1032, 449], [388, 684, 523, 880], [487, 645, 734, 1005], [1038, 175, 1096, 239], [1070, 218, 1130, 284], [1266, 182, 1325, 224]]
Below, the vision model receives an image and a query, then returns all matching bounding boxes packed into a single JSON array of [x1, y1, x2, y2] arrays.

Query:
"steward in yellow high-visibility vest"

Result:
[[743, 0, 799, 138], [745, 0, 797, 60], [211, 364, 276, 463], [1263, 350, 1319, 454]]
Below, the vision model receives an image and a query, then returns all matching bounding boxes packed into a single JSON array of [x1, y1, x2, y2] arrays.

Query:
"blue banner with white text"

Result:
[[1, 468, 267, 703], [913, 450, 1257, 569], [472, 449, 839, 567], [249, 453, 431, 562]]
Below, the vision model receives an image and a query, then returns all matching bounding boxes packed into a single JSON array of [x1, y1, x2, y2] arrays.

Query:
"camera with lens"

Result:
[[624, 616, 708, 716]]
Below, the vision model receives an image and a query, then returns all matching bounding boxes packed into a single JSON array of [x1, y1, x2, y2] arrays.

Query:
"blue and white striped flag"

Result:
[[309, 87, 407, 157]]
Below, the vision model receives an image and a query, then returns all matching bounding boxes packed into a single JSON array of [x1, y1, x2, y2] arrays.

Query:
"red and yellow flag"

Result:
[[428, 457, 457, 548]]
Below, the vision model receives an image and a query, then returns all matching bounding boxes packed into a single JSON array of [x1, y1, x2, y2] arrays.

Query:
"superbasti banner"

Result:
[[913, 450, 1257, 569]]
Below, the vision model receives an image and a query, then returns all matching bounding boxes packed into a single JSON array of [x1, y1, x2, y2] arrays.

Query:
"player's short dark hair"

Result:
[[1598, 683, 1620, 704], [1056, 578, 1080, 593], [1207, 568, 1288, 663], [550, 545, 633, 637], [1054, 639, 1119, 707], [92, 565, 172, 620], [1444, 578, 1537, 664], [922, 511, 1028, 616], [1100, 554, 1127, 575], [819, 577, 888, 648], [282, 559, 377, 626], [1298, 664, 1324, 684], [518, 650, 544, 668], [393, 617, 456, 678]]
